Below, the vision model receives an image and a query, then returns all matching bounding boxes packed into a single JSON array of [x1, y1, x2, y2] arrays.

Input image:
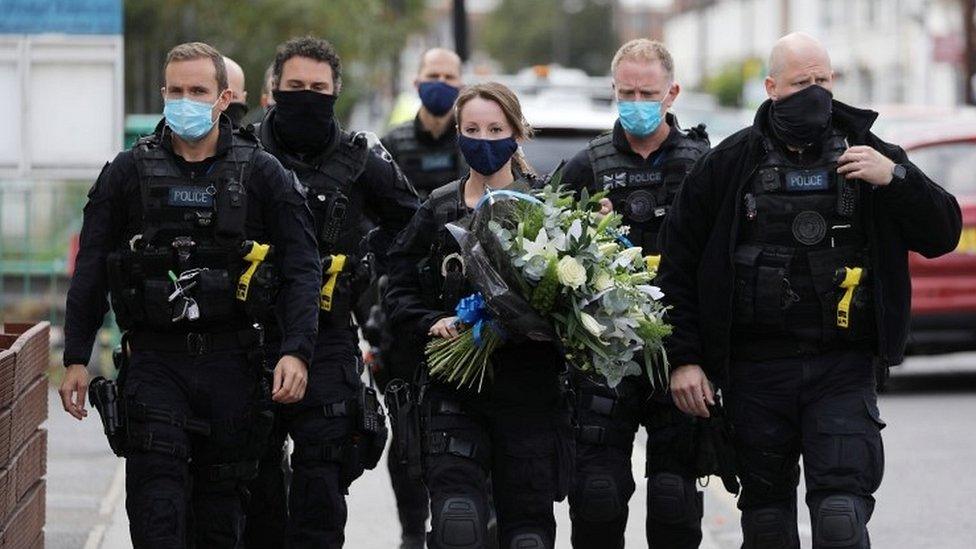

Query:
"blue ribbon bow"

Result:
[[456, 292, 492, 347], [475, 189, 544, 211]]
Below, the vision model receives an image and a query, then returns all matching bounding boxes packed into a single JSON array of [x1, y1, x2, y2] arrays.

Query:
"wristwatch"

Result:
[[891, 163, 907, 182]]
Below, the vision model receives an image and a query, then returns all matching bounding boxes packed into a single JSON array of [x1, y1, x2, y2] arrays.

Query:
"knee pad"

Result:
[[572, 472, 622, 523], [742, 506, 798, 549], [509, 532, 546, 549], [434, 497, 484, 548], [813, 494, 865, 549], [647, 472, 702, 526]]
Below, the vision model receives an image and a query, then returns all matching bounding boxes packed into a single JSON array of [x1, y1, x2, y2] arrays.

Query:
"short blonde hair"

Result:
[[165, 42, 228, 91], [611, 39, 674, 80]]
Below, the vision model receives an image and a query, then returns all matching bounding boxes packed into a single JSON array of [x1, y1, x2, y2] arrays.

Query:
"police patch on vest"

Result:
[[785, 169, 830, 192], [625, 190, 657, 223], [792, 211, 827, 245], [168, 186, 215, 208], [421, 152, 454, 172]]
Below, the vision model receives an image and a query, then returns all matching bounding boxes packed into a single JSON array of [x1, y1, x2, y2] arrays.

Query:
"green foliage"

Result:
[[124, 0, 425, 118], [481, 0, 616, 75], [702, 58, 762, 108]]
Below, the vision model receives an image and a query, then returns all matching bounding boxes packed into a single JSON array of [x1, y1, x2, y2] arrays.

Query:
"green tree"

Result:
[[124, 0, 425, 119], [480, 0, 616, 75]]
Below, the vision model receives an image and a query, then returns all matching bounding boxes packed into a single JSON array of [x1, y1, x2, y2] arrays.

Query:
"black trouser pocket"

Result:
[[811, 398, 885, 495]]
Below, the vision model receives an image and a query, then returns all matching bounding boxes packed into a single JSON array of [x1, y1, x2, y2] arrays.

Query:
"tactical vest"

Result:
[[731, 129, 875, 354], [274, 129, 369, 258], [106, 131, 270, 332], [588, 130, 708, 253], [419, 179, 471, 311], [260, 122, 372, 325], [385, 121, 466, 199]]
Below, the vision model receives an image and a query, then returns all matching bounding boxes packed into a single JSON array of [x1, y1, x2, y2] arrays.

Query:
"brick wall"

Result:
[[0, 323, 49, 549]]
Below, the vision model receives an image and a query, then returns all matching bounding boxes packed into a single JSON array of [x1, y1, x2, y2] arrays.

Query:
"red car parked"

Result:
[[881, 117, 976, 354]]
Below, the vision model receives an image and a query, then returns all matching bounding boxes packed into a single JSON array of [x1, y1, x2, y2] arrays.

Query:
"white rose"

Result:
[[556, 255, 587, 290], [592, 270, 614, 292], [579, 312, 606, 338]]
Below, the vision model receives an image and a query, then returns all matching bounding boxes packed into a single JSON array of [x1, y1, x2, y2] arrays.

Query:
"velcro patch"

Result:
[[168, 186, 215, 208], [421, 152, 454, 172], [785, 169, 830, 192]]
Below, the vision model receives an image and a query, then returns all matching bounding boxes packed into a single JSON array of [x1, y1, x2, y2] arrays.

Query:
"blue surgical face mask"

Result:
[[418, 81, 460, 117], [164, 97, 219, 142], [457, 134, 518, 176], [617, 100, 664, 138]]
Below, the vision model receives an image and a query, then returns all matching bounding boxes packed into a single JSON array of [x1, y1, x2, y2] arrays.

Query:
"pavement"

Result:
[[45, 352, 976, 548]]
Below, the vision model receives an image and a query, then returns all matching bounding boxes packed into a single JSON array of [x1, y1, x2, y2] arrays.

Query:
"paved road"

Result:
[[45, 352, 976, 548]]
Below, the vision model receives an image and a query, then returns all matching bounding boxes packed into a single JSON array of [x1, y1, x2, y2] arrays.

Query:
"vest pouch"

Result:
[[107, 252, 142, 330], [731, 245, 762, 325], [754, 248, 794, 328], [142, 278, 176, 328], [807, 247, 874, 345], [215, 180, 247, 242], [194, 269, 237, 323]]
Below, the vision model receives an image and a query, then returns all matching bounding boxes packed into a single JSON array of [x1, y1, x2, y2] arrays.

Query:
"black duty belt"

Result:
[[128, 328, 262, 355]]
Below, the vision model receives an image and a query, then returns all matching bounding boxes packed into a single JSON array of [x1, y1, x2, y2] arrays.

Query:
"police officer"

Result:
[[223, 56, 249, 126], [557, 39, 709, 549], [58, 42, 321, 548], [658, 33, 962, 549], [387, 82, 573, 549], [243, 36, 419, 549], [379, 46, 467, 549], [382, 47, 467, 200]]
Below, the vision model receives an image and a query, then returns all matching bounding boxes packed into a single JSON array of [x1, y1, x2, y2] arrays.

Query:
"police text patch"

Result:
[[168, 186, 215, 208], [785, 169, 830, 192], [421, 153, 454, 172]]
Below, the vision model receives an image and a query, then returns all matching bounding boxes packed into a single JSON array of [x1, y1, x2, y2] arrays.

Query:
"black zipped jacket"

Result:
[[657, 99, 962, 387]]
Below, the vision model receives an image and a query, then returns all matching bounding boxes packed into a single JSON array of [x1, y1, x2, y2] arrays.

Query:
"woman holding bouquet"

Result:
[[387, 82, 572, 549]]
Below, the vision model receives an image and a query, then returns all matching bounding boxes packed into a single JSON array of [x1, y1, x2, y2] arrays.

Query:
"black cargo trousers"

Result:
[[243, 333, 366, 549], [728, 350, 885, 549], [569, 371, 703, 549], [123, 343, 271, 549], [422, 376, 573, 549]]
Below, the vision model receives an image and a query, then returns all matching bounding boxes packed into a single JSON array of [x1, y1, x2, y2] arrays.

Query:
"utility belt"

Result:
[[127, 326, 264, 355], [319, 253, 372, 326], [107, 238, 279, 331], [731, 243, 876, 353], [89, 334, 274, 478], [292, 373, 388, 487]]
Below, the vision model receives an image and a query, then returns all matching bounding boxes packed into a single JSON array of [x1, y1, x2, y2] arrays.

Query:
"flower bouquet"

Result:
[[425, 183, 672, 391]]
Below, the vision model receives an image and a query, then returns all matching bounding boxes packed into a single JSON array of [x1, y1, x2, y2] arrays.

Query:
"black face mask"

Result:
[[224, 102, 249, 126], [768, 85, 833, 148], [272, 89, 337, 155]]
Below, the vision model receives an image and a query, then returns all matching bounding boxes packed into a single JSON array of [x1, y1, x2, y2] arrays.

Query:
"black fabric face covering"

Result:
[[272, 89, 337, 155], [768, 85, 833, 148]]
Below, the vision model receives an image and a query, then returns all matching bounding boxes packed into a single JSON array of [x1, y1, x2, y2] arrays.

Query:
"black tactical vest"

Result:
[[106, 131, 260, 332], [419, 179, 471, 311], [731, 129, 875, 354], [262, 124, 369, 258], [588, 129, 708, 253], [385, 120, 466, 199]]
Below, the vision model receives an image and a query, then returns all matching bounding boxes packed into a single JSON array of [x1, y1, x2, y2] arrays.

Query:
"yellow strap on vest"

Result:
[[320, 254, 347, 311], [836, 267, 863, 329], [237, 242, 271, 301], [645, 255, 661, 271]]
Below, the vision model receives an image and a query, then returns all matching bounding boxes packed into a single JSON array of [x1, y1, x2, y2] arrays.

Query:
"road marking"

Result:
[[83, 460, 126, 549]]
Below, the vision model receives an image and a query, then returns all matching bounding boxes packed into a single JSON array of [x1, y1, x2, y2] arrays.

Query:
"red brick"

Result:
[[11, 430, 45, 504], [11, 379, 47, 454], [0, 480, 45, 549]]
